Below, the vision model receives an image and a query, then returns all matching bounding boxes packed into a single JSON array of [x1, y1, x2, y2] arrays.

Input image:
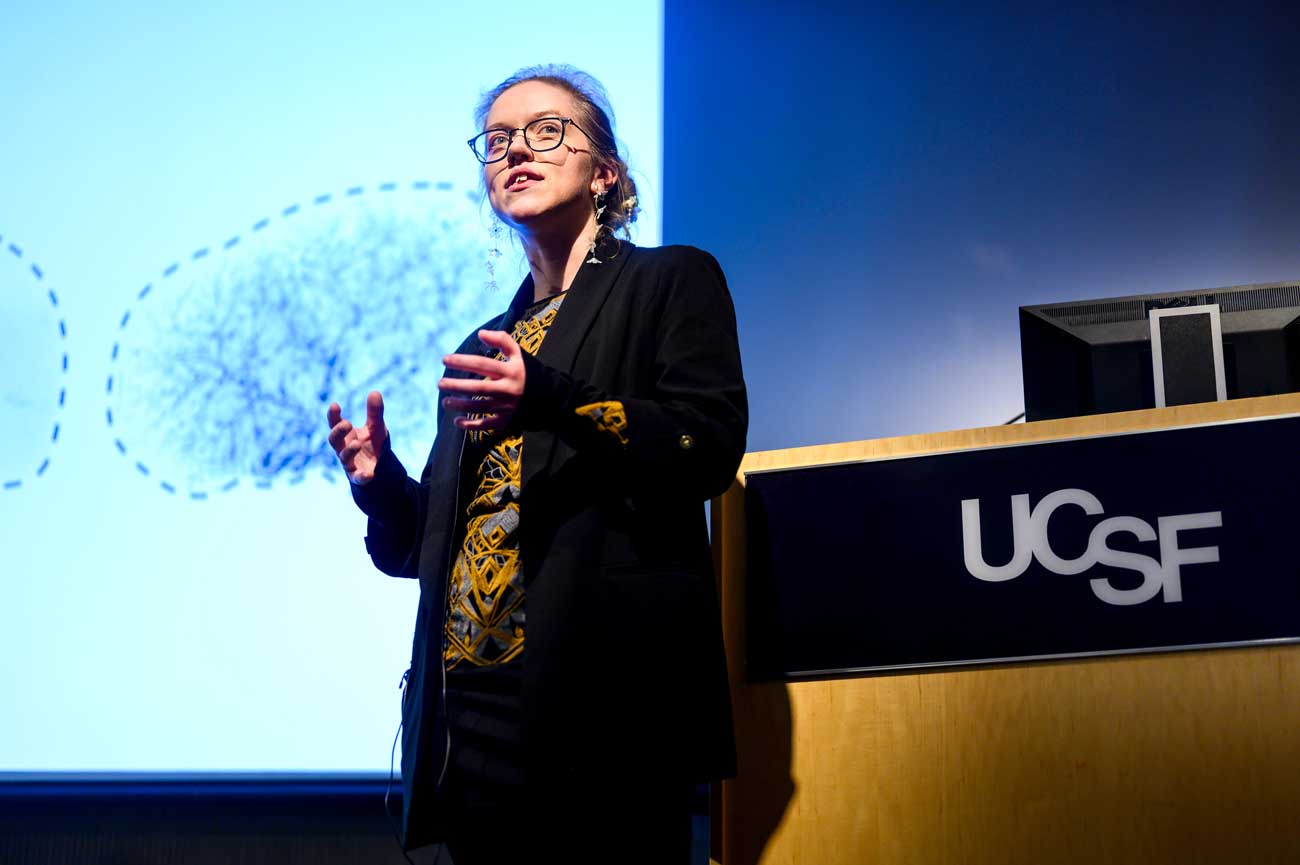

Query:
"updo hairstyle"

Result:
[[476, 65, 640, 240]]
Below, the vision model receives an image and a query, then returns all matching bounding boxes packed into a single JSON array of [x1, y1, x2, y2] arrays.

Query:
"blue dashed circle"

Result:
[[1, 232, 67, 490], [106, 180, 479, 499]]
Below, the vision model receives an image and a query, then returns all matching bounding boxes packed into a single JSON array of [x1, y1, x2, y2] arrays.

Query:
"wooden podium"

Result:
[[709, 394, 1300, 865]]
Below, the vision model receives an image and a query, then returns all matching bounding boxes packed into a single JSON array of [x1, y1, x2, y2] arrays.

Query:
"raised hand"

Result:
[[326, 390, 389, 485], [439, 330, 526, 432]]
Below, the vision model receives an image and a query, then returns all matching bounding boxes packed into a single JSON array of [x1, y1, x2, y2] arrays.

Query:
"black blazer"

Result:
[[350, 243, 747, 849]]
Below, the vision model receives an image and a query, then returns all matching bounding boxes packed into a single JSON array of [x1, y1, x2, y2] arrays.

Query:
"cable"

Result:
[[384, 717, 418, 865]]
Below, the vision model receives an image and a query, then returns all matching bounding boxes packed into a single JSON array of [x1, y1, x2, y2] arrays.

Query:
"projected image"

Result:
[[0, 1, 662, 776], [0, 233, 67, 490], [105, 183, 503, 497]]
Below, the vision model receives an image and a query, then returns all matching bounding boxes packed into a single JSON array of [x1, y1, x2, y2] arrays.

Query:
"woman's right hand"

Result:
[[326, 391, 389, 485]]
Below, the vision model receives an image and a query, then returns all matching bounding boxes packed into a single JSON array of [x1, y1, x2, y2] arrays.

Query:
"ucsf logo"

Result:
[[961, 488, 1221, 606]]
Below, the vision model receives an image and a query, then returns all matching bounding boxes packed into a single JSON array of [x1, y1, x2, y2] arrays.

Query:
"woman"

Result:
[[327, 65, 747, 863]]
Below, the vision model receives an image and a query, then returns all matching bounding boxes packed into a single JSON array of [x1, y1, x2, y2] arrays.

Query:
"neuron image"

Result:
[[107, 183, 505, 497], [0, 233, 66, 491]]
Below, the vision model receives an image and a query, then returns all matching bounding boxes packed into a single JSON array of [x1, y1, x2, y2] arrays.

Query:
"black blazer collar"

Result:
[[500, 242, 635, 374]]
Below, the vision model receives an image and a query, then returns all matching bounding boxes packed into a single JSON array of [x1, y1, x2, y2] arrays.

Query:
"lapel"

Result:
[[534, 243, 634, 373], [519, 243, 635, 496], [498, 272, 536, 333]]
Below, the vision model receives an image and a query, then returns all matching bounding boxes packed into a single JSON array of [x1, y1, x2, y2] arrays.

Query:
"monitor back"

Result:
[[1020, 281, 1300, 421]]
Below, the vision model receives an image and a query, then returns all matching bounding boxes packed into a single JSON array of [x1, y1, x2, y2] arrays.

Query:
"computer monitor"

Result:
[[1020, 280, 1300, 422]]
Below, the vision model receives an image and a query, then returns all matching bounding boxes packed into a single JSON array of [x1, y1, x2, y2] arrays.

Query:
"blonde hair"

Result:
[[476, 65, 640, 242]]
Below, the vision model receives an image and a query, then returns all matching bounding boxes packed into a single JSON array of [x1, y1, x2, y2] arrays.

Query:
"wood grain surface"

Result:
[[711, 395, 1300, 865]]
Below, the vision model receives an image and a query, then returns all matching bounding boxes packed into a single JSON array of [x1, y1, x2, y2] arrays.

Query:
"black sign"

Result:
[[744, 414, 1300, 680]]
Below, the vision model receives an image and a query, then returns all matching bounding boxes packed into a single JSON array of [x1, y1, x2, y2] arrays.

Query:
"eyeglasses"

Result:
[[467, 116, 589, 164]]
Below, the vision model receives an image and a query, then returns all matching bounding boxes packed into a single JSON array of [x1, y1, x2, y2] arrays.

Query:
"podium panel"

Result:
[[711, 394, 1300, 865]]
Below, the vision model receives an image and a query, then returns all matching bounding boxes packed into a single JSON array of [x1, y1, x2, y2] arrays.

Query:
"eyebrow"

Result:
[[483, 109, 565, 131]]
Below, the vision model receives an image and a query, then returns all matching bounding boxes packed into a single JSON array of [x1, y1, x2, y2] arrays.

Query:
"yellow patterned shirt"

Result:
[[444, 292, 566, 670]]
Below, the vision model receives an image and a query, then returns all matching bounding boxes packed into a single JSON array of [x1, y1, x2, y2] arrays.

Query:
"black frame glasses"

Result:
[[467, 116, 589, 164]]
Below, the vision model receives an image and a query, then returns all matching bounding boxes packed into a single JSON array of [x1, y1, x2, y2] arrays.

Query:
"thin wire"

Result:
[[384, 718, 418, 865]]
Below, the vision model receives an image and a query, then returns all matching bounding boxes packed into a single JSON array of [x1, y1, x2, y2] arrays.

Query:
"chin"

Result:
[[502, 203, 558, 230]]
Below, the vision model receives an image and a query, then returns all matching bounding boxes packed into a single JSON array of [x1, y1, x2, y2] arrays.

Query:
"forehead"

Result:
[[484, 81, 578, 128]]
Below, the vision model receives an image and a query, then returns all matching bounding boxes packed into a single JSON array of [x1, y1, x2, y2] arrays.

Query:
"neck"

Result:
[[516, 209, 600, 303]]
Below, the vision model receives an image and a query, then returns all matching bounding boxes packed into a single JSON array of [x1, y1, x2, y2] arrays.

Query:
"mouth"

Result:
[[505, 169, 543, 190]]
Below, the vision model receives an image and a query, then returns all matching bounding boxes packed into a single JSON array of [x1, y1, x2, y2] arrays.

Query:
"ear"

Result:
[[590, 161, 618, 195]]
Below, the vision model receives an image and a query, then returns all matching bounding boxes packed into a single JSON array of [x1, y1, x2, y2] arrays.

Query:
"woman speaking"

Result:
[[327, 65, 747, 864]]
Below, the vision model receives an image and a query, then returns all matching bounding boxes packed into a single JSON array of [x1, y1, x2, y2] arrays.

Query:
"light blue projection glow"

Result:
[[108, 182, 492, 496], [0, 3, 661, 774], [0, 235, 67, 490]]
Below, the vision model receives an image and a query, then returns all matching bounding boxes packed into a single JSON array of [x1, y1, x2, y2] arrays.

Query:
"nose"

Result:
[[505, 128, 533, 166]]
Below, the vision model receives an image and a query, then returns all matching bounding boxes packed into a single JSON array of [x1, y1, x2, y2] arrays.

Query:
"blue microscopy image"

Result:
[[0, 233, 67, 490], [106, 182, 506, 497]]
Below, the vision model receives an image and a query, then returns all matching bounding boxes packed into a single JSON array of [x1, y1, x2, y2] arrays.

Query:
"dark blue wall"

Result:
[[664, 1, 1300, 451]]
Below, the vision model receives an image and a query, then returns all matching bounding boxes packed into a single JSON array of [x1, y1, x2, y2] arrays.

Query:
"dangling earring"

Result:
[[586, 188, 607, 265], [485, 218, 503, 291]]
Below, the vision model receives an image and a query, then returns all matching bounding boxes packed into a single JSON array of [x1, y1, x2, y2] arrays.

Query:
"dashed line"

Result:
[[102, 180, 467, 499], [4, 230, 71, 489]]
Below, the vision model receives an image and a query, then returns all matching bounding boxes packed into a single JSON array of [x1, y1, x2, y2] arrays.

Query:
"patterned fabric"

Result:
[[575, 400, 630, 446], [445, 292, 566, 670]]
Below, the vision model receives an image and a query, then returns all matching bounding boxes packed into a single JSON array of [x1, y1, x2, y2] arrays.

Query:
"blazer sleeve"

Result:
[[348, 443, 429, 578], [514, 248, 748, 501]]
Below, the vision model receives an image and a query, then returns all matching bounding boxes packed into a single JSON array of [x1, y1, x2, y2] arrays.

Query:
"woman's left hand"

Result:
[[439, 330, 526, 431]]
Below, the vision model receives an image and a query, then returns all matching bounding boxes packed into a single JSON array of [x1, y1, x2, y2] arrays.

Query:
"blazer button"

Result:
[[678, 434, 694, 450]]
